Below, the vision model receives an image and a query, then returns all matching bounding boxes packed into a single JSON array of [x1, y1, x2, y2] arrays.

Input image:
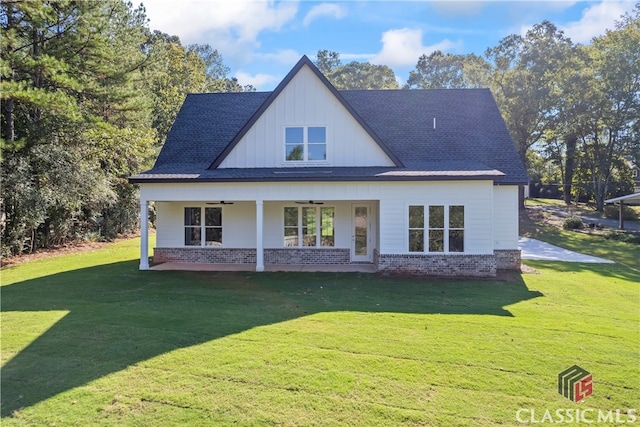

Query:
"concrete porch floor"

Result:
[[150, 262, 377, 273]]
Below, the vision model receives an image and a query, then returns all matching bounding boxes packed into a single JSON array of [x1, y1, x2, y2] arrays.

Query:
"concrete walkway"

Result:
[[518, 237, 614, 263]]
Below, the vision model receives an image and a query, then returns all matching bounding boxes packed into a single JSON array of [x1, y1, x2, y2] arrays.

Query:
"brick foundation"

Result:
[[153, 247, 520, 276], [376, 253, 497, 277], [153, 248, 256, 264], [265, 248, 350, 264], [153, 247, 350, 265], [494, 249, 521, 270]]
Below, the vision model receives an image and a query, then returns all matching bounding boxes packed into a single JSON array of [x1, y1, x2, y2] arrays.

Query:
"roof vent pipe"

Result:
[[433, 117, 436, 130]]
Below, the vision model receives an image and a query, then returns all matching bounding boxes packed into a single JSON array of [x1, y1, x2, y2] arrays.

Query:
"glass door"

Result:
[[352, 204, 372, 262]]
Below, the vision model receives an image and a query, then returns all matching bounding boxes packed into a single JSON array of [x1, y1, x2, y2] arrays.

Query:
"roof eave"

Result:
[[129, 175, 503, 184]]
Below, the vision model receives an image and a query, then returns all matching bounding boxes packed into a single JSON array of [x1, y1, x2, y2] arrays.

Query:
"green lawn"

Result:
[[1, 237, 638, 426]]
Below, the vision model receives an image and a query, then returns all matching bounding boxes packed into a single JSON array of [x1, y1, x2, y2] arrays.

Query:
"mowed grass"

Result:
[[1, 237, 639, 426]]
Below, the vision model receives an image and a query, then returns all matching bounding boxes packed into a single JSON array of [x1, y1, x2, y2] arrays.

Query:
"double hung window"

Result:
[[408, 205, 464, 253], [184, 207, 222, 246], [285, 127, 326, 162]]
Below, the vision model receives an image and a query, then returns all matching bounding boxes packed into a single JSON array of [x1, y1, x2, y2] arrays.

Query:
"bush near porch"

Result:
[[1, 236, 638, 426]]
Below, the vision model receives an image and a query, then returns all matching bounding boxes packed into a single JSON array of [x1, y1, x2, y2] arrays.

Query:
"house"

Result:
[[625, 156, 640, 190], [129, 56, 528, 277]]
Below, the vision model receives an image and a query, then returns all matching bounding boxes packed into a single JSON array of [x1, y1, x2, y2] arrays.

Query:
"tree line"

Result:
[[1, 1, 638, 256], [1, 0, 251, 256]]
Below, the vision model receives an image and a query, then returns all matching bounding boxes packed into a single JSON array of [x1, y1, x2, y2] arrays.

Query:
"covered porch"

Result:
[[138, 198, 379, 272]]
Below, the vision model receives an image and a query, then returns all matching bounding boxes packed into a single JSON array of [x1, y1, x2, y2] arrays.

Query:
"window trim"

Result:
[[283, 205, 335, 248], [284, 125, 328, 164], [408, 204, 465, 253], [183, 206, 223, 247]]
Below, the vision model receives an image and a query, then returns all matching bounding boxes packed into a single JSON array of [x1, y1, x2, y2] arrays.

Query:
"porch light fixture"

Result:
[[295, 200, 324, 205], [206, 201, 234, 205]]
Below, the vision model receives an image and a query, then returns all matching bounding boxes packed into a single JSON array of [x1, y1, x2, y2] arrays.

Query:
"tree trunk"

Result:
[[563, 134, 577, 204]]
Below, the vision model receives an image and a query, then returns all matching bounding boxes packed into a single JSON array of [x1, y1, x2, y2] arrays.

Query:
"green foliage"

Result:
[[0, 0, 244, 256], [603, 205, 639, 221], [604, 230, 640, 244], [486, 21, 575, 168], [314, 50, 398, 89], [562, 216, 584, 229], [406, 50, 490, 89]]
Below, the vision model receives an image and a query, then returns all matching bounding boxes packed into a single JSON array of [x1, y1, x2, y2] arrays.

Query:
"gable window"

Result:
[[408, 205, 464, 253], [184, 207, 222, 246], [283, 206, 334, 247], [285, 126, 326, 162]]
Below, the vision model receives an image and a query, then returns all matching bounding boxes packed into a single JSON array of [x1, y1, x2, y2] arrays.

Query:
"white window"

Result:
[[184, 207, 222, 246], [285, 126, 326, 162], [284, 206, 334, 247], [408, 205, 464, 253]]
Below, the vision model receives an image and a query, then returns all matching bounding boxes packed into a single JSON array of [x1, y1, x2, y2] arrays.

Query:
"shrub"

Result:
[[604, 231, 640, 244], [604, 205, 639, 221], [563, 216, 584, 230]]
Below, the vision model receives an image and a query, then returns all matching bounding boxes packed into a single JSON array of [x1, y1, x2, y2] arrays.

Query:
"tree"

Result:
[[315, 49, 341, 74], [576, 7, 640, 211], [486, 21, 575, 170], [1, 0, 155, 254], [314, 50, 398, 90], [329, 61, 398, 90], [406, 51, 490, 89]]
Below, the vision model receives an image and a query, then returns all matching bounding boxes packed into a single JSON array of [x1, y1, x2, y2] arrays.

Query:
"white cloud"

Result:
[[560, 1, 635, 44], [235, 71, 281, 90], [143, 0, 299, 45], [302, 3, 347, 27], [254, 49, 301, 64], [371, 28, 461, 67]]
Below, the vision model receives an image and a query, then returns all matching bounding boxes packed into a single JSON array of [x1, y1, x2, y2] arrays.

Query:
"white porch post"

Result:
[[139, 200, 150, 270], [256, 200, 265, 272]]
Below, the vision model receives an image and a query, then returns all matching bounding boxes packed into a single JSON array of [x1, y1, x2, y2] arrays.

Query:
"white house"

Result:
[[129, 56, 528, 276]]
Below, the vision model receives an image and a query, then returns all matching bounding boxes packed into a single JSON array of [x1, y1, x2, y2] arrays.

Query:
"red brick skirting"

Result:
[[153, 247, 521, 276], [153, 247, 349, 265]]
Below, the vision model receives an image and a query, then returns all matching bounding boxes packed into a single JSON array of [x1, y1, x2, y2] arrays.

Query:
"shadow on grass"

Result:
[[1, 261, 542, 418], [522, 259, 640, 281]]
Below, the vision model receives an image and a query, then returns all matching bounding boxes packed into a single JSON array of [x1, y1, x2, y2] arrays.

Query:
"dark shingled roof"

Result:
[[132, 58, 527, 185]]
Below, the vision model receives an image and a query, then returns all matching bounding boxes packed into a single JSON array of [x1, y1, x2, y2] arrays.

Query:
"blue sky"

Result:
[[142, 1, 637, 90]]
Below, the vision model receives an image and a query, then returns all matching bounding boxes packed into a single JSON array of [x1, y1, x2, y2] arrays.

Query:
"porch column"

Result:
[[139, 200, 149, 270], [619, 202, 625, 230], [256, 200, 264, 272]]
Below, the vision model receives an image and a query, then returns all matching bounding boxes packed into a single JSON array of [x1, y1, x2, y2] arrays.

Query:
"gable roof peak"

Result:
[[209, 56, 402, 169]]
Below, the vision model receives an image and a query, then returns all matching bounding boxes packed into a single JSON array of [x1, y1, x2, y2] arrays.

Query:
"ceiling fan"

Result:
[[295, 200, 324, 205], [206, 201, 234, 205]]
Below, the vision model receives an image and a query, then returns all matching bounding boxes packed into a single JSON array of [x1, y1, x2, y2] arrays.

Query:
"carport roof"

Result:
[[604, 192, 640, 205]]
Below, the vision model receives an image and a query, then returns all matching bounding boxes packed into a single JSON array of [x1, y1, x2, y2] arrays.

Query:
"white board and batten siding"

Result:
[[155, 200, 374, 249], [217, 65, 395, 169], [492, 185, 519, 249], [147, 180, 518, 254], [378, 181, 495, 255]]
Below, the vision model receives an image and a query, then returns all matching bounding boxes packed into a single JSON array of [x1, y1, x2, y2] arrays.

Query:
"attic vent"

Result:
[[273, 171, 334, 175]]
